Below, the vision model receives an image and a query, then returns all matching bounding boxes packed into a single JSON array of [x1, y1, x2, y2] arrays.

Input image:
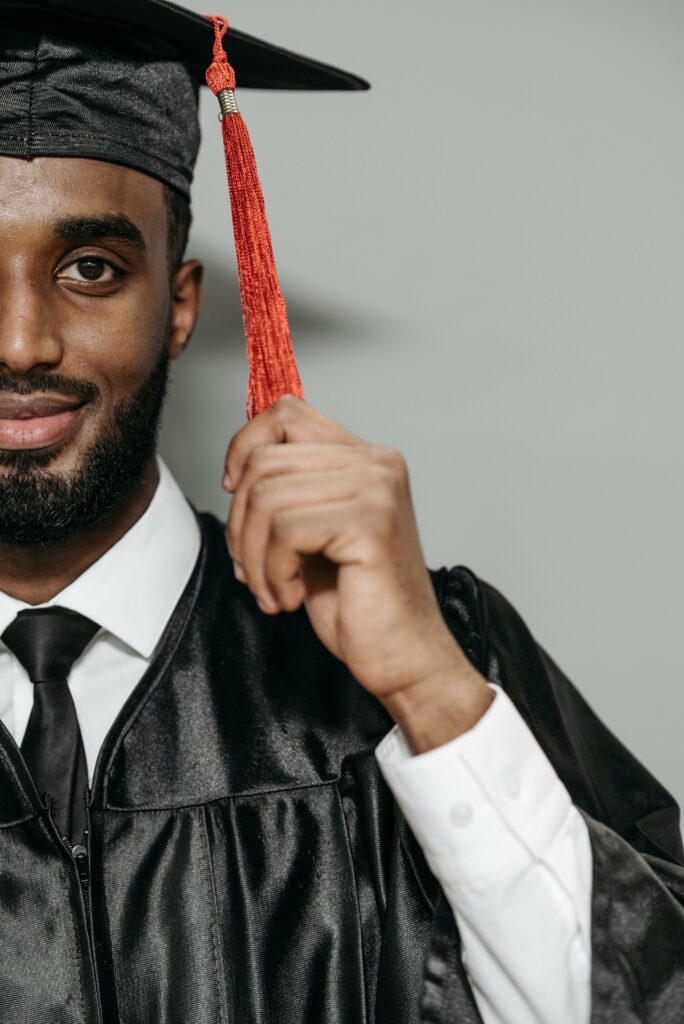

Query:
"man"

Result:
[[0, 3, 682, 1023]]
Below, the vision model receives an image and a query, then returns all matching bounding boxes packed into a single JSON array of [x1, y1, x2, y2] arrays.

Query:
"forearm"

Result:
[[379, 647, 494, 754]]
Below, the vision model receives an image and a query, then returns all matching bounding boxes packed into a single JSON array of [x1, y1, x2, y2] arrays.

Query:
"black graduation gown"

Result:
[[0, 509, 682, 1023]]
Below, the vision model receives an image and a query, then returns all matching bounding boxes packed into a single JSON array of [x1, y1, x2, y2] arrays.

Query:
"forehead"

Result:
[[0, 156, 167, 234]]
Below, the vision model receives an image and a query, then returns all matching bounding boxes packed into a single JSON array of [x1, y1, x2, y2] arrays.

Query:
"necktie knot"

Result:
[[1, 606, 100, 684]]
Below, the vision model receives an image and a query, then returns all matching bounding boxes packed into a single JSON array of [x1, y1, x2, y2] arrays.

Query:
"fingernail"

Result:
[[233, 561, 246, 582], [223, 472, 234, 492]]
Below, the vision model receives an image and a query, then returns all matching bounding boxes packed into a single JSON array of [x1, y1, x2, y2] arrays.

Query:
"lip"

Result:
[[0, 395, 85, 418], [0, 403, 89, 450]]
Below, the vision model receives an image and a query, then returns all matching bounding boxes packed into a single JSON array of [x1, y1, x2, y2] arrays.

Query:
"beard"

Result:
[[0, 345, 171, 546]]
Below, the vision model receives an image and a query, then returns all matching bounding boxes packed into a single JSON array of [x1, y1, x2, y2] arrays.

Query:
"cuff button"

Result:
[[449, 802, 473, 827]]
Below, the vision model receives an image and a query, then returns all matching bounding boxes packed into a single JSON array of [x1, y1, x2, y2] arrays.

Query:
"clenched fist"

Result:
[[223, 396, 492, 752]]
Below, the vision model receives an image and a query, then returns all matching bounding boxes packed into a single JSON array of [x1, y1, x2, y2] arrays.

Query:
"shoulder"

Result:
[[429, 565, 538, 682], [432, 564, 684, 862]]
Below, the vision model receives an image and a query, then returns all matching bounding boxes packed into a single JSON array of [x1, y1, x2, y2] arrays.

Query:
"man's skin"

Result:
[[0, 155, 492, 755]]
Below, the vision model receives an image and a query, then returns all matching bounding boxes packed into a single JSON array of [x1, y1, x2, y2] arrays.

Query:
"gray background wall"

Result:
[[160, 0, 684, 819]]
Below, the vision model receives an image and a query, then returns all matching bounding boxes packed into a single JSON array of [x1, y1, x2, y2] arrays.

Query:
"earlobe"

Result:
[[168, 259, 204, 358]]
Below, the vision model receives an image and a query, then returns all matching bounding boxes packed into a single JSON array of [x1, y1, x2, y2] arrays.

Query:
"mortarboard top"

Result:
[[0, 0, 369, 196], [0, 0, 370, 91]]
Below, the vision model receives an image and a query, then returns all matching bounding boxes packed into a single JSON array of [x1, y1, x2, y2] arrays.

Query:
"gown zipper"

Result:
[[46, 790, 104, 1024]]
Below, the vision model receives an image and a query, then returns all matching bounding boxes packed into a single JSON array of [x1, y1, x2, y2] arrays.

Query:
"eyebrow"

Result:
[[53, 214, 147, 255]]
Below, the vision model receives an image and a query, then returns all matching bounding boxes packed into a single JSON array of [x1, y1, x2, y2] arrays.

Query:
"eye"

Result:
[[59, 257, 120, 284]]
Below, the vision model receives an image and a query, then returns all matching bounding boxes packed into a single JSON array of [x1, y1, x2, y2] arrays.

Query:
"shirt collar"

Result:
[[0, 455, 202, 658]]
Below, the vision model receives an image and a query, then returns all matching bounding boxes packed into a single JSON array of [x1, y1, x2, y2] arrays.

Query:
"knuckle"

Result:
[[244, 445, 266, 473], [366, 461, 406, 499], [373, 462, 400, 490], [273, 394, 301, 422], [385, 446, 409, 480], [372, 446, 408, 483], [245, 443, 281, 476], [360, 493, 396, 539], [247, 479, 273, 510]]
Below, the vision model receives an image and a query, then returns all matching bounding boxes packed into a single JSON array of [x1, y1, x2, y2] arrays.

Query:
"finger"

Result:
[[223, 395, 359, 491], [228, 443, 404, 562], [226, 443, 365, 562], [262, 543, 306, 613], [263, 500, 364, 612], [239, 469, 367, 610]]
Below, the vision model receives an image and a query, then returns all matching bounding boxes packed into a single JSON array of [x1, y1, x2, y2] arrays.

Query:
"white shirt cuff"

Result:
[[375, 683, 591, 928], [374, 683, 592, 1024]]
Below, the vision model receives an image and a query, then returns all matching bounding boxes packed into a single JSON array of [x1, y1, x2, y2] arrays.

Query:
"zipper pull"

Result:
[[72, 842, 89, 890]]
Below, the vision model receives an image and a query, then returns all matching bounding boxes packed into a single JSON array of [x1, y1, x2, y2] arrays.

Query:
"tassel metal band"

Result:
[[217, 88, 239, 119]]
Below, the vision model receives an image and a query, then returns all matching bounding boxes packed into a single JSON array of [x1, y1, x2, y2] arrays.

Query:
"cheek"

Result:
[[60, 287, 171, 393]]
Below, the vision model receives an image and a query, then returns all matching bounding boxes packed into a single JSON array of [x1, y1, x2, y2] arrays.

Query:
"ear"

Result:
[[167, 259, 204, 359]]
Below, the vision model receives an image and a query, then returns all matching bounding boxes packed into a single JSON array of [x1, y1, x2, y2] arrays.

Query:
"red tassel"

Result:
[[204, 15, 304, 419]]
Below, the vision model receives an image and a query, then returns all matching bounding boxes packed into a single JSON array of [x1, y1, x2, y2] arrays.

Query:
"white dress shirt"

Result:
[[0, 454, 592, 1023], [0, 455, 202, 782]]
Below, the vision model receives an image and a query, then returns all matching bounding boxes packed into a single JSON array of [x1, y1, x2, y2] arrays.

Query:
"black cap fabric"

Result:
[[0, 0, 369, 196]]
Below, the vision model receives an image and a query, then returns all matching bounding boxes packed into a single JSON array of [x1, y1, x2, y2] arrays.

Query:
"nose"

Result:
[[0, 274, 63, 375]]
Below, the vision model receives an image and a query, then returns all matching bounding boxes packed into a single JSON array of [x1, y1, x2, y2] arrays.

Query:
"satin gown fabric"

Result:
[[0, 510, 682, 1023]]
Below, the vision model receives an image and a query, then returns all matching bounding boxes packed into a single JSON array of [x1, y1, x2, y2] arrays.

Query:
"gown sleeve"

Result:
[[419, 566, 684, 1023]]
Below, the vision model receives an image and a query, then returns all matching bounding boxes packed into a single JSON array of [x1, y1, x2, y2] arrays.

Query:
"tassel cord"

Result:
[[204, 14, 304, 418]]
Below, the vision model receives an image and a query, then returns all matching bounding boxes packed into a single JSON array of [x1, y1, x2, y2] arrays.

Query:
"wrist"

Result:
[[379, 656, 494, 755]]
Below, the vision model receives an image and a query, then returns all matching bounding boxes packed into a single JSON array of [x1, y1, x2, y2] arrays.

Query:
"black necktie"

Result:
[[1, 606, 100, 847]]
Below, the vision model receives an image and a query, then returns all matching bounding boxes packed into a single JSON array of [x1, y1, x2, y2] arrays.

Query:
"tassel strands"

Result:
[[204, 14, 304, 419]]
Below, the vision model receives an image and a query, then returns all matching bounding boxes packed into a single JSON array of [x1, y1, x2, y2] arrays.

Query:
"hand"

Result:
[[224, 397, 492, 747]]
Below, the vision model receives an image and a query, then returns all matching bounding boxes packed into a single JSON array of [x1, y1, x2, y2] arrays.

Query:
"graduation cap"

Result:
[[0, 1, 369, 416]]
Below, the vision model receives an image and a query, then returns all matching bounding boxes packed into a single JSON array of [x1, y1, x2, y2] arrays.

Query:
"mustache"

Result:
[[0, 373, 98, 405]]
